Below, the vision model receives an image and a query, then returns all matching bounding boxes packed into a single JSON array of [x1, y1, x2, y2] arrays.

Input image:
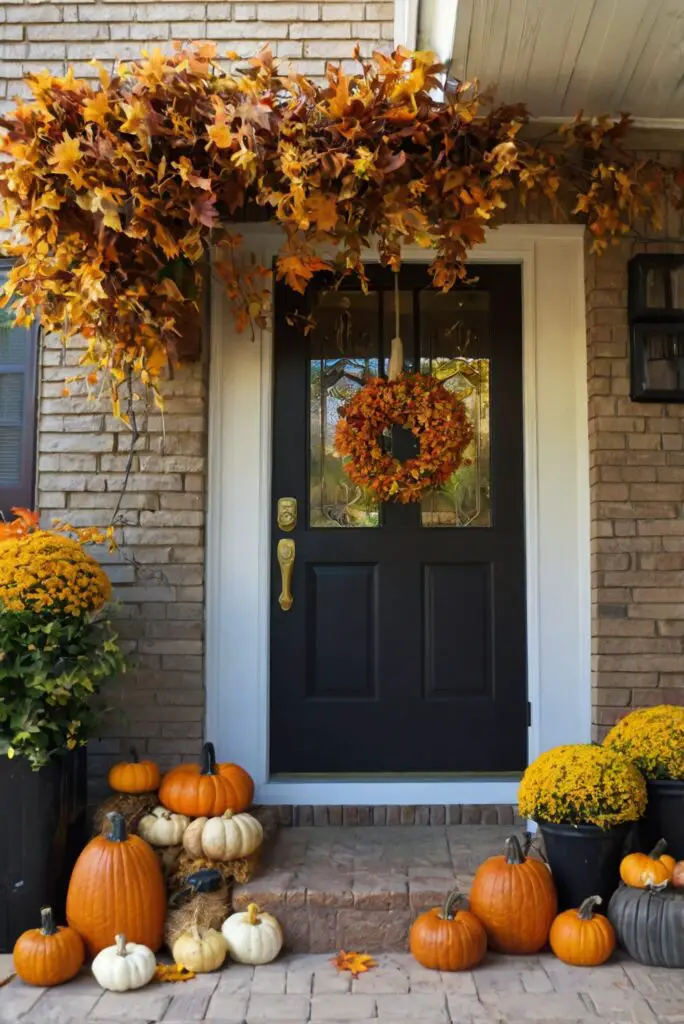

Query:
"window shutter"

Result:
[[0, 261, 39, 518]]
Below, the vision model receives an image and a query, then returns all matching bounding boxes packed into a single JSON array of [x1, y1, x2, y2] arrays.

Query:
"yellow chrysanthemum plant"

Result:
[[0, 509, 125, 769], [603, 705, 684, 781], [518, 743, 647, 830]]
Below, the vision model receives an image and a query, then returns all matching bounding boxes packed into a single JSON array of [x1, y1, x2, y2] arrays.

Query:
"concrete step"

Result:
[[232, 825, 515, 953]]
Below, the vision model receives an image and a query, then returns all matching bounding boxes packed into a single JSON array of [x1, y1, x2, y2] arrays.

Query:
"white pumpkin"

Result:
[[138, 806, 190, 847], [172, 925, 227, 973], [182, 810, 263, 861], [222, 903, 283, 965], [92, 934, 156, 992]]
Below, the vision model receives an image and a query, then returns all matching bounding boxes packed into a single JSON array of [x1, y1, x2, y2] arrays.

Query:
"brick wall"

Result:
[[586, 189, 684, 739], [0, 0, 393, 112]]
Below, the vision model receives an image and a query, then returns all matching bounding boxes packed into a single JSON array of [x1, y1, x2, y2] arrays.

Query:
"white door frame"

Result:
[[206, 223, 591, 806]]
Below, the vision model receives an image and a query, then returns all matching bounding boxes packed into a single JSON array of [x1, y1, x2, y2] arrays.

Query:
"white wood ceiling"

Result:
[[446, 0, 684, 122]]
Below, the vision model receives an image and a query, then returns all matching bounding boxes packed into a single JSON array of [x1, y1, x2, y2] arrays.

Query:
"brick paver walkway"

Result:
[[2, 949, 684, 1023]]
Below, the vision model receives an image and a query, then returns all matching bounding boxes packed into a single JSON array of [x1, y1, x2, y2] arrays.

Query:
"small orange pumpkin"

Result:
[[107, 748, 161, 794], [66, 811, 166, 957], [13, 907, 84, 987], [159, 742, 254, 817], [468, 834, 557, 954], [549, 895, 616, 966], [409, 891, 487, 971], [620, 839, 675, 888]]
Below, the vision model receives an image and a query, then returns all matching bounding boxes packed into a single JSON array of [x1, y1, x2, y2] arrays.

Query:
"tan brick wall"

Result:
[[587, 184, 684, 738], [0, 0, 393, 110]]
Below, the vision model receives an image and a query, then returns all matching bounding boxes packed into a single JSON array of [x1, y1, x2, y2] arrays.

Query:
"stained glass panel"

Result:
[[419, 290, 491, 527], [309, 291, 381, 528]]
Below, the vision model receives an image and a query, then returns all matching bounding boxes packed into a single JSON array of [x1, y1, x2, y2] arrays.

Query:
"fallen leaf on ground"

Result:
[[154, 963, 196, 982], [331, 950, 378, 978]]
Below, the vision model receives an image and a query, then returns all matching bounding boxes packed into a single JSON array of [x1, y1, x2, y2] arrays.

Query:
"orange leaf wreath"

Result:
[[335, 373, 473, 504]]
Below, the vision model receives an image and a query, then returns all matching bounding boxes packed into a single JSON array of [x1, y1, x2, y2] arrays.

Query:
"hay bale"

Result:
[[92, 792, 158, 836], [170, 850, 260, 891], [165, 872, 231, 949]]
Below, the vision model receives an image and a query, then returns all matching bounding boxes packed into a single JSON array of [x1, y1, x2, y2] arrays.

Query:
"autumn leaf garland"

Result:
[[0, 41, 681, 413]]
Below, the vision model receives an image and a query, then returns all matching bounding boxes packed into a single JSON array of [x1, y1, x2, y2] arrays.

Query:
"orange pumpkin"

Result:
[[409, 891, 487, 971], [13, 907, 84, 987], [620, 839, 675, 888], [468, 834, 557, 954], [107, 748, 160, 794], [549, 895, 616, 966], [66, 811, 166, 957], [159, 742, 254, 817]]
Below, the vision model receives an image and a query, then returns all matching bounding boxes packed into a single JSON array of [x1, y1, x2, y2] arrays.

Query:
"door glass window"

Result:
[[419, 291, 491, 527], [309, 291, 381, 528]]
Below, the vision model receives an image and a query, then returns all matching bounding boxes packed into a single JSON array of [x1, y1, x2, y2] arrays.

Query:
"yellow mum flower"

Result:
[[604, 705, 684, 781], [0, 531, 112, 617], [518, 743, 647, 829]]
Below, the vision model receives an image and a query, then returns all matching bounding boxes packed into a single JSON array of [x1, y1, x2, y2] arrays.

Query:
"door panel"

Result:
[[270, 263, 526, 775], [423, 562, 492, 700]]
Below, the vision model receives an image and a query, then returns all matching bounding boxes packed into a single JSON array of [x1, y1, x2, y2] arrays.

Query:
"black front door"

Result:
[[270, 264, 526, 774]]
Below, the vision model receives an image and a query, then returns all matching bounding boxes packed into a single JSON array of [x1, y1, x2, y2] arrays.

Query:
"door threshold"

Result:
[[256, 776, 522, 806]]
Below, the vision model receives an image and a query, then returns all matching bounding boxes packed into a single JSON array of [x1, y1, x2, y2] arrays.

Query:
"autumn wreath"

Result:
[[335, 373, 473, 504]]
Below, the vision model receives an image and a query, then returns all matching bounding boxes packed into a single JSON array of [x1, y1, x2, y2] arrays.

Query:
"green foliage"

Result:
[[0, 606, 125, 769]]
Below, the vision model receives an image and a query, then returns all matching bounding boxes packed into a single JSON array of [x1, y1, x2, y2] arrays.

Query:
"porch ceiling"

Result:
[[440, 0, 684, 125]]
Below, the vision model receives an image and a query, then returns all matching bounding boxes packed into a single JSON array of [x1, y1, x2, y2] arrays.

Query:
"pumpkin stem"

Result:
[[649, 838, 668, 860], [106, 811, 128, 843], [129, 747, 139, 763], [505, 835, 525, 865], [223, 810, 234, 821], [441, 891, 465, 921], [115, 934, 128, 957], [247, 903, 260, 926], [201, 742, 216, 776], [577, 895, 602, 920], [40, 906, 57, 936]]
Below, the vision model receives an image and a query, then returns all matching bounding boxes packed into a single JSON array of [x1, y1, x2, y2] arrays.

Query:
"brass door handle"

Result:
[[277, 538, 295, 611]]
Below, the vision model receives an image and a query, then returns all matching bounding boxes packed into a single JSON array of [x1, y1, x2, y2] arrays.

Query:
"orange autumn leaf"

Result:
[[275, 253, 331, 294], [154, 963, 196, 983], [331, 951, 378, 978]]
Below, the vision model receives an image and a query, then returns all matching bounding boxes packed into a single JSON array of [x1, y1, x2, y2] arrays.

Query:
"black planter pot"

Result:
[[538, 820, 633, 911], [0, 748, 87, 952], [641, 779, 684, 860]]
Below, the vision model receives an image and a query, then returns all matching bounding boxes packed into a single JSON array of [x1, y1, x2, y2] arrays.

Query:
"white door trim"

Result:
[[206, 224, 591, 806]]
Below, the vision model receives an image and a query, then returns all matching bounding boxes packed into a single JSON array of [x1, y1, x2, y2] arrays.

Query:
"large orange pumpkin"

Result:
[[469, 834, 557, 954], [409, 892, 487, 971], [620, 839, 675, 889], [107, 747, 160, 795], [13, 907, 84, 987], [66, 811, 166, 957], [549, 895, 616, 966], [159, 742, 254, 817]]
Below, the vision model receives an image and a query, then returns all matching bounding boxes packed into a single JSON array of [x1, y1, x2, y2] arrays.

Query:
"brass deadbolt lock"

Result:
[[277, 497, 297, 532]]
